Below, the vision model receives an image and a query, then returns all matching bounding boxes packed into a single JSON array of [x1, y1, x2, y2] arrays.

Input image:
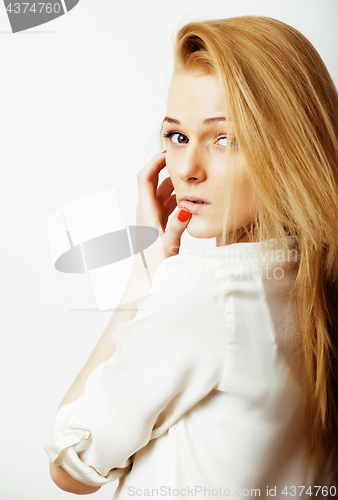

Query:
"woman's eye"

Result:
[[162, 131, 238, 147], [217, 136, 238, 148], [217, 136, 229, 147], [163, 131, 189, 144]]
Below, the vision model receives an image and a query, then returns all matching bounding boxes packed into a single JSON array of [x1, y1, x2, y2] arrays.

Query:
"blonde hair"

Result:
[[173, 16, 338, 478]]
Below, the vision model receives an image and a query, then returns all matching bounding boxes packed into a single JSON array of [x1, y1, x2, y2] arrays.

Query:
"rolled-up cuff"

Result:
[[54, 446, 131, 486], [44, 395, 132, 486]]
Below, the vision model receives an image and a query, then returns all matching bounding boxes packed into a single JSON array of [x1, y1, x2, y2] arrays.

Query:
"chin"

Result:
[[186, 219, 217, 239]]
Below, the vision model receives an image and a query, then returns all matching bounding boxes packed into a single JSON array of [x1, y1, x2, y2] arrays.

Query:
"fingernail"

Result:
[[162, 150, 167, 154], [178, 209, 190, 223]]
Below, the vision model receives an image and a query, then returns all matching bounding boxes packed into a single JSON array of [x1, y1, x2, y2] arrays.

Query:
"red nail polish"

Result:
[[178, 209, 190, 222], [162, 150, 167, 154]]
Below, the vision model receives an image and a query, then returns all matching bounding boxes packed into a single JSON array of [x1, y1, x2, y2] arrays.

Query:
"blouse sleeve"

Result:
[[44, 253, 227, 486]]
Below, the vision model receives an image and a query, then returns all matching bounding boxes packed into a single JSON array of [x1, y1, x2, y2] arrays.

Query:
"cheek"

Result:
[[241, 173, 253, 196], [237, 172, 257, 219], [221, 162, 255, 210], [232, 157, 253, 193], [165, 158, 178, 184]]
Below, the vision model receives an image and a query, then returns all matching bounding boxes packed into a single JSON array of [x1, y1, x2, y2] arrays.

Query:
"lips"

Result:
[[179, 197, 210, 214], [181, 195, 208, 204]]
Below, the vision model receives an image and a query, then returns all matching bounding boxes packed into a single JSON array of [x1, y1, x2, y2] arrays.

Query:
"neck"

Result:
[[216, 224, 259, 246]]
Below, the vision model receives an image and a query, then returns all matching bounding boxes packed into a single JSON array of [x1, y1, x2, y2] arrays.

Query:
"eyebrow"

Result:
[[162, 116, 228, 125]]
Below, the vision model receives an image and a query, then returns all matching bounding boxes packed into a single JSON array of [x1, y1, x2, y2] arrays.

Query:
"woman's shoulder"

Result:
[[144, 237, 297, 313], [136, 246, 228, 315], [142, 242, 244, 307]]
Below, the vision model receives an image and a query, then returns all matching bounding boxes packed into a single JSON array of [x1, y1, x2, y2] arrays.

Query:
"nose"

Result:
[[176, 144, 207, 183]]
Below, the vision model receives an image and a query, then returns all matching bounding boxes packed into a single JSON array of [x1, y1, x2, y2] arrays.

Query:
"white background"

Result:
[[0, 0, 337, 498]]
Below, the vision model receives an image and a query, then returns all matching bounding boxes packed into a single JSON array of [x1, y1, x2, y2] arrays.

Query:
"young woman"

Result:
[[45, 16, 338, 498]]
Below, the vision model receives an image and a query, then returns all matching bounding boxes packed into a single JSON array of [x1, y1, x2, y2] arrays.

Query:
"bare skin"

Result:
[[163, 69, 258, 245]]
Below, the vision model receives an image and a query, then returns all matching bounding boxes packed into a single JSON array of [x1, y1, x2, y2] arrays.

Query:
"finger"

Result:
[[162, 207, 192, 257], [156, 176, 174, 205], [137, 152, 167, 202], [163, 194, 177, 217], [136, 153, 167, 223], [136, 151, 166, 222], [161, 194, 177, 230]]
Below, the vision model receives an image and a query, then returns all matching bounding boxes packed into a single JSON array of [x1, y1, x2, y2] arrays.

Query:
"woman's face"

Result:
[[163, 69, 257, 245]]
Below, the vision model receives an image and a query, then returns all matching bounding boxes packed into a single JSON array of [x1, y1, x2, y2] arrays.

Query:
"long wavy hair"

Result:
[[173, 16, 338, 479]]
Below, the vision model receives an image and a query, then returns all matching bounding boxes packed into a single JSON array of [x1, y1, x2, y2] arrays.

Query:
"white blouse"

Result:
[[44, 239, 337, 499]]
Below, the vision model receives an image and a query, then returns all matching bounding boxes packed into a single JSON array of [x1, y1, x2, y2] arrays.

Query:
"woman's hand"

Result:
[[135, 151, 191, 276]]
